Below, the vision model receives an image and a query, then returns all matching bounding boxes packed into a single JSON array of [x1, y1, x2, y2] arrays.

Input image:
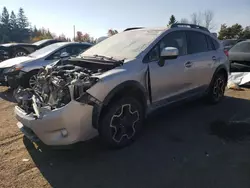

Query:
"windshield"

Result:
[[29, 42, 66, 58], [81, 29, 164, 59], [32, 39, 51, 46], [230, 41, 250, 53]]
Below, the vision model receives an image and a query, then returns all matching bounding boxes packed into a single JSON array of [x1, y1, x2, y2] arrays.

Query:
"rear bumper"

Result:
[[15, 100, 98, 146]]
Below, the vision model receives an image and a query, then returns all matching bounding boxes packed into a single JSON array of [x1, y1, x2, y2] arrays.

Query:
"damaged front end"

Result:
[[15, 57, 121, 117], [14, 58, 122, 145]]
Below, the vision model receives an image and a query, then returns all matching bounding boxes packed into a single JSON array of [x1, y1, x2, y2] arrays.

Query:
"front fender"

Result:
[[87, 62, 148, 103], [21, 59, 54, 72], [91, 80, 148, 129]]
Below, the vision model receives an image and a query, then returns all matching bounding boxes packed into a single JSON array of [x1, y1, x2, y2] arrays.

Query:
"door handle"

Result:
[[185, 61, 193, 68], [212, 56, 217, 61]]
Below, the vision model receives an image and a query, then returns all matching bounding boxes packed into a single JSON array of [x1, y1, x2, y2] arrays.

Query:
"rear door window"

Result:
[[186, 31, 208, 54]]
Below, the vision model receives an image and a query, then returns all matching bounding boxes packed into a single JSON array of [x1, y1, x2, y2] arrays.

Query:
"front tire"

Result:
[[99, 97, 144, 149], [206, 73, 227, 104], [20, 71, 39, 89]]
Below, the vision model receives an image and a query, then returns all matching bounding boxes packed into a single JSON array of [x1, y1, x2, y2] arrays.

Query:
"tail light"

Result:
[[224, 50, 229, 57]]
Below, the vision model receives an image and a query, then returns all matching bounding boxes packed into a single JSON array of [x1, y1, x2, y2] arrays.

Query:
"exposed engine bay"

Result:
[[14, 58, 122, 115]]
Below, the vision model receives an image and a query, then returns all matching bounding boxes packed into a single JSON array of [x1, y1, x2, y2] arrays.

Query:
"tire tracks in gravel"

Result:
[[0, 133, 23, 147]]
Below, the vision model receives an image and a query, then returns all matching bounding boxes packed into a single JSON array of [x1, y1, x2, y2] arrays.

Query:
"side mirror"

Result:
[[158, 47, 179, 67], [160, 47, 179, 59], [60, 52, 70, 59]]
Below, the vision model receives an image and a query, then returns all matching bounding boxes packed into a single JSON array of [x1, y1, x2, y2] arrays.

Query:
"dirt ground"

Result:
[[1, 86, 250, 188]]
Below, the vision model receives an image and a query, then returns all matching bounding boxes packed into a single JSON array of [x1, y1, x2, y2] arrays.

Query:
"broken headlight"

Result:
[[75, 92, 101, 106], [5, 64, 24, 73]]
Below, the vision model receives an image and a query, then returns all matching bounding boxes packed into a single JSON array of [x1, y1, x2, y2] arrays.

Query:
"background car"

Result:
[[221, 39, 246, 51], [229, 40, 250, 72], [96, 36, 109, 43], [0, 39, 63, 62], [0, 42, 92, 88]]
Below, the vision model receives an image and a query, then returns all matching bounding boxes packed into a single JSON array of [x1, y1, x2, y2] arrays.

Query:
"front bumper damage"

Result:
[[14, 61, 118, 146], [15, 99, 98, 146]]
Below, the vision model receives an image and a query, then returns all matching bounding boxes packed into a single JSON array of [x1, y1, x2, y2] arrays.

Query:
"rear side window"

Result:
[[212, 39, 220, 50], [186, 31, 208, 54], [230, 42, 250, 52], [206, 36, 215, 51]]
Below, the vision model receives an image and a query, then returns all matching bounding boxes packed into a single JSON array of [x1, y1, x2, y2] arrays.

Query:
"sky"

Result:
[[2, 0, 250, 39]]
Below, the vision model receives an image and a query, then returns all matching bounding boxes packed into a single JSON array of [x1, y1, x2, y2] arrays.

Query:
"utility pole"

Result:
[[73, 25, 75, 41]]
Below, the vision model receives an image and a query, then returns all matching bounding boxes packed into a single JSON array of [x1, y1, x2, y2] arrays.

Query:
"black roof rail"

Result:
[[124, 27, 144, 32], [171, 23, 210, 32]]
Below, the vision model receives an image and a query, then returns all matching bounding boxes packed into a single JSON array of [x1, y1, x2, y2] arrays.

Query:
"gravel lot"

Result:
[[1, 86, 250, 188]]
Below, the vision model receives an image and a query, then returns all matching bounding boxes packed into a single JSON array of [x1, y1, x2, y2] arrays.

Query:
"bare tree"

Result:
[[203, 10, 215, 30], [180, 18, 189, 24], [190, 12, 202, 25]]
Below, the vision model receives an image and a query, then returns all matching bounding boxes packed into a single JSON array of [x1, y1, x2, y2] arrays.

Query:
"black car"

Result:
[[229, 40, 250, 72], [0, 39, 63, 62]]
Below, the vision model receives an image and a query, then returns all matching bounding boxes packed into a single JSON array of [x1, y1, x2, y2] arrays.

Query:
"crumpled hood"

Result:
[[0, 56, 35, 68]]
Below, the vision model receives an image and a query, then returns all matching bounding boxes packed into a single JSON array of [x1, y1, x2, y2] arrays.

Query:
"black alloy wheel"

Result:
[[207, 73, 227, 104], [99, 97, 144, 148]]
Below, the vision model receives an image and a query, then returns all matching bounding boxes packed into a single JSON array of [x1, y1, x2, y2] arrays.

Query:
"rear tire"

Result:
[[98, 97, 144, 149], [206, 73, 227, 104]]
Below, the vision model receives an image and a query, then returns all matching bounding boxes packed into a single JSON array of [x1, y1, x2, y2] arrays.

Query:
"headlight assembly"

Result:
[[75, 92, 101, 106], [5, 65, 24, 73]]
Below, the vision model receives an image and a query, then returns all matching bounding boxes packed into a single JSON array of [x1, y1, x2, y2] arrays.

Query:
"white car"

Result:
[[0, 42, 92, 88]]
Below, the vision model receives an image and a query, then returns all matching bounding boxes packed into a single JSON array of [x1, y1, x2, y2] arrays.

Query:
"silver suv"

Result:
[[15, 24, 229, 148]]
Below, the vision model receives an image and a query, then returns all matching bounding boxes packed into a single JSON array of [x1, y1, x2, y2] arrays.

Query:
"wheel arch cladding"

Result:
[[208, 65, 228, 90], [214, 65, 228, 82], [92, 80, 148, 129]]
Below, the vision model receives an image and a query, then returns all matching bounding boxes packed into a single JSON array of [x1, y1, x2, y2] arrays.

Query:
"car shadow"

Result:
[[24, 96, 250, 188], [0, 87, 16, 103]]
